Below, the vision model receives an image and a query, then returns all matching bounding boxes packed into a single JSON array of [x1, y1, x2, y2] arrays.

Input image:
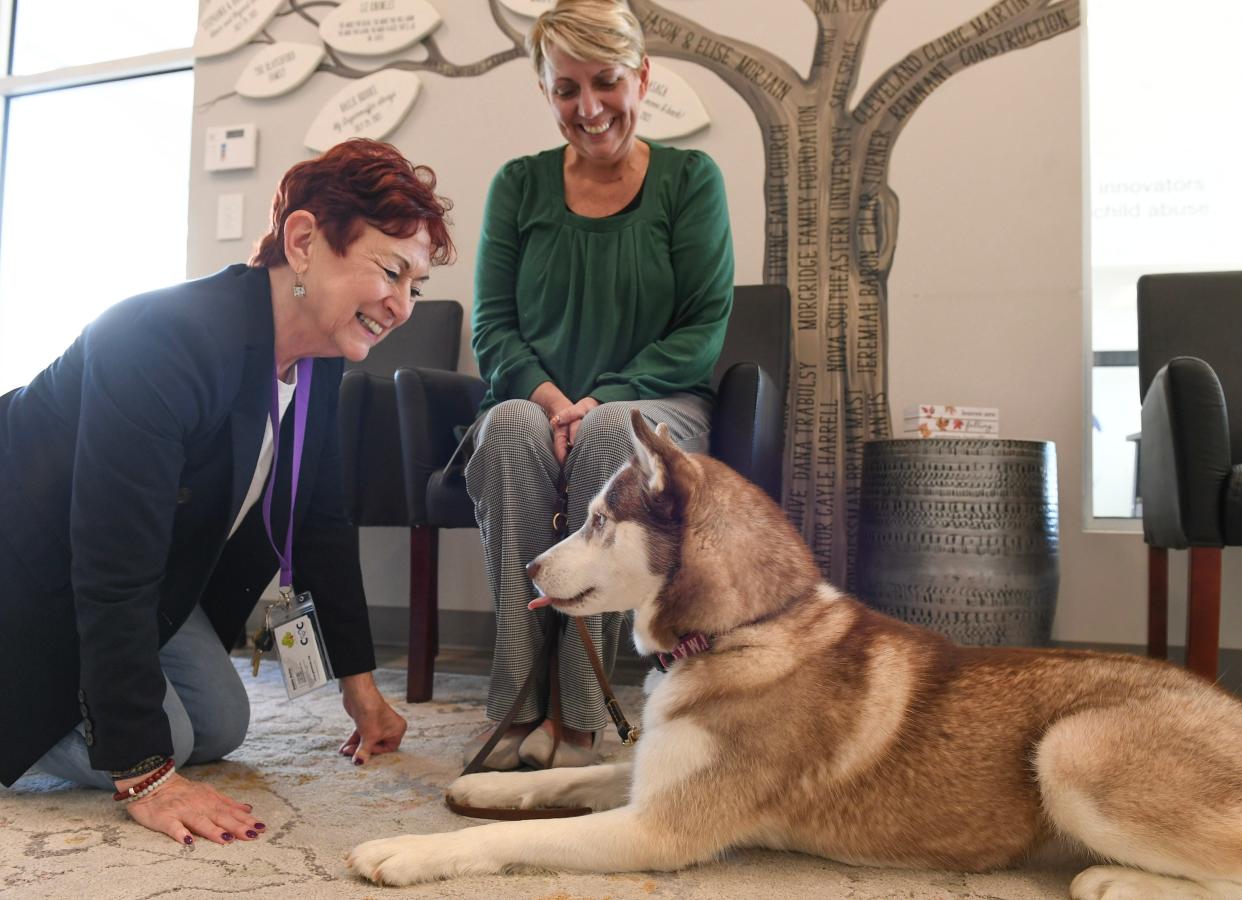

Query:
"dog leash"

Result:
[[445, 473, 639, 821], [574, 616, 640, 744]]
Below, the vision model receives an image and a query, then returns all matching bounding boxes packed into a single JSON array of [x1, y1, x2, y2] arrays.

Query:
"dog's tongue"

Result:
[[527, 595, 555, 610]]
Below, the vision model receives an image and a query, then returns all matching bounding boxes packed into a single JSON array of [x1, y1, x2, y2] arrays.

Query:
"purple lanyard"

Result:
[[262, 358, 314, 590]]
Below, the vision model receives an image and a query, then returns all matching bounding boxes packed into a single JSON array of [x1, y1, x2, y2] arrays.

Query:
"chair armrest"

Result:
[[394, 367, 487, 523], [710, 362, 785, 502], [339, 370, 407, 526], [1140, 356, 1231, 548]]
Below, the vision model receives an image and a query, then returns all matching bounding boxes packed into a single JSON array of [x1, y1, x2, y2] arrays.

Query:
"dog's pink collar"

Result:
[[655, 632, 711, 671]]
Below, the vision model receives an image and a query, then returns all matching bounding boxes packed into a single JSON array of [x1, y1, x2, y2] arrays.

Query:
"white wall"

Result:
[[187, 0, 1241, 649]]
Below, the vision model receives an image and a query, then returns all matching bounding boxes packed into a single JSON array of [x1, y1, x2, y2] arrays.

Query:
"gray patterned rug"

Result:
[[1, 661, 1076, 899]]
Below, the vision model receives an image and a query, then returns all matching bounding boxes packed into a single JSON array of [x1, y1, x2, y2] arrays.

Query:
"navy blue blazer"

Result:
[[0, 264, 375, 786]]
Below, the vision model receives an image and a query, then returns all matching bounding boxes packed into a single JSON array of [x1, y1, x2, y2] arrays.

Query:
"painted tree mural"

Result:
[[199, 0, 1081, 586]]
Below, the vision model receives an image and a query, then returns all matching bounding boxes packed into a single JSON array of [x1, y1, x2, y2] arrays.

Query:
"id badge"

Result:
[[268, 591, 335, 699]]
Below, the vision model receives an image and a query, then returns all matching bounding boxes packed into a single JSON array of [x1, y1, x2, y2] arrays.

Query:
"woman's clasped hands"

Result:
[[532, 381, 599, 464]]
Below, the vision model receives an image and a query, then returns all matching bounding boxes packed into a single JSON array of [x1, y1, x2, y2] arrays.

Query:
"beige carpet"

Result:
[[2, 661, 1078, 899]]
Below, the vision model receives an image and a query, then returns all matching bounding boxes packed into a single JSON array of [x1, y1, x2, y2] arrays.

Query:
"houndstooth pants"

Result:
[[464, 395, 711, 730]]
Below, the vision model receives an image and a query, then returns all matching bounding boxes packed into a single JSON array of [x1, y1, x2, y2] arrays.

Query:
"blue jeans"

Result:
[[27, 603, 250, 790]]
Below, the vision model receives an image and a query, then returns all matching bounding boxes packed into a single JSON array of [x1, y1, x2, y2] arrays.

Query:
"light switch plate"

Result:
[[204, 124, 258, 171], [217, 193, 244, 241]]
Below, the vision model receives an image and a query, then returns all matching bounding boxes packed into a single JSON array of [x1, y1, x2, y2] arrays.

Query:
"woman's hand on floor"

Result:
[[123, 772, 264, 846], [339, 672, 408, 764]]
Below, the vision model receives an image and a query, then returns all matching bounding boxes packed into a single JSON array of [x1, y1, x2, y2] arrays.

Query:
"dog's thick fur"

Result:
[[349, 412, 1242, 897]]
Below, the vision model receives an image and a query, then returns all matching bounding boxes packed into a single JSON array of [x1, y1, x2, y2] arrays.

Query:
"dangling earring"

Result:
[[293, 270, 307, 298]]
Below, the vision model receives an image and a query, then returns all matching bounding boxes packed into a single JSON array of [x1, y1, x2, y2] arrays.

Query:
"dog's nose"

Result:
[[526, 559, 541, 582]]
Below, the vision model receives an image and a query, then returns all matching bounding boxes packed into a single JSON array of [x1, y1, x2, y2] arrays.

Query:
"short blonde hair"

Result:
[[527, 0, 646, 79]]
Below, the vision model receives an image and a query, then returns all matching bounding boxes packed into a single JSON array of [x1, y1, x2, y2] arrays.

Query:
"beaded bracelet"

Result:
[[112, 759, 175, 802], [123, 767, 175, 804]]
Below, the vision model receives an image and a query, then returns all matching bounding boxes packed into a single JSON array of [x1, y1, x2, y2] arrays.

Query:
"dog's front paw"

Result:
[[348, 834, 458, 885], [449, 770, 547, 810], [1070, 865, 1215, 900]]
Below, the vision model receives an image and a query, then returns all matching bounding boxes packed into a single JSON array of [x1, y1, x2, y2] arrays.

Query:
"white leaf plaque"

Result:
[[319, 0, 442, 57], [637, 62, 711, 141], [498, 0, 554, 17], [194, 0, 284, 59], [304, 70, 422, 151], [236, 43, 326, 99]]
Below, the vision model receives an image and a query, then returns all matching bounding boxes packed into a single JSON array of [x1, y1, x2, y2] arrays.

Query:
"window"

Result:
[[0, 1, 197, 392], [1088, 0, 1242, 520]]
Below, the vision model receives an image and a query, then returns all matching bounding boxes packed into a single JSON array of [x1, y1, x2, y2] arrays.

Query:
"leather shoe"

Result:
[[518, 725, 604, 769], [461, 725, 529, 770]]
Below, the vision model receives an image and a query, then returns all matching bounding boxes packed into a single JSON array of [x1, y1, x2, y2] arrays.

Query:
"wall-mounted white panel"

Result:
[[204, 123, 258, 171]]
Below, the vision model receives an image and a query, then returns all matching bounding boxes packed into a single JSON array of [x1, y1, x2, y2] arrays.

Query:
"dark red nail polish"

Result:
[[183, 835, 193, 845], [246, 830, 258, 839], [353, 757, 363, 766], [254, 822, 266, 830], [222, 833, 234, 841]]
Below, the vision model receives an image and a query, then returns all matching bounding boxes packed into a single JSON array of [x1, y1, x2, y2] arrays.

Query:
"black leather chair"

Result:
[[1137, 271, 1242, 681], [394, 284, 792, 700], [338, 299, 463, 700]]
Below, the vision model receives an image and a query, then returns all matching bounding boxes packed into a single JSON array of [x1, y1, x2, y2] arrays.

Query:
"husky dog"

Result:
[[349, 411, 1242, 898]]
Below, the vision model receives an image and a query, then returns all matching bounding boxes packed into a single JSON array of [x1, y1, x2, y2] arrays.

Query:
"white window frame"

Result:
[[1082, 0, 1242, 534], [0, 0, 194, 256], [1081, 4, 1144, 536]]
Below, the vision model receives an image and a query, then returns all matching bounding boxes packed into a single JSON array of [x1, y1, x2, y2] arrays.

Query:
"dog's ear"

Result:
[[630, 409, 684, 498]]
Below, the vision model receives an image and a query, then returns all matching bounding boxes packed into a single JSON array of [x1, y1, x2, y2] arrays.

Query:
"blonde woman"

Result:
[[464, 0, 734, 769]]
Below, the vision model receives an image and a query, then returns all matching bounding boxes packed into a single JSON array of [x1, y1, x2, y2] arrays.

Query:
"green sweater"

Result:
[[472, 142, 734, 410]]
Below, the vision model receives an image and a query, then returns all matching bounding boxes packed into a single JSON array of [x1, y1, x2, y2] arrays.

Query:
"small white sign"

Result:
[[236, 42, 326, 99], [194, 0, 284, 58], [498, 0, 554, 17], [637, 62, 711, 141], [319, 0, 442, 57], [304, 70, 422, 151]]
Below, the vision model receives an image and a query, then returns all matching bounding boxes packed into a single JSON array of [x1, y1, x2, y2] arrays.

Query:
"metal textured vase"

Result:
[[856, 439, 1059, 646]]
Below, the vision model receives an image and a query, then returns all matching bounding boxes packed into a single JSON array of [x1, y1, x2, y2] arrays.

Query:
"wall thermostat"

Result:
[[204, 124, 258, 171]]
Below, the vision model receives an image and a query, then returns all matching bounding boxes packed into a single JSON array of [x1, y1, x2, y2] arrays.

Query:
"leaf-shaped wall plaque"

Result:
[[236, 43, 326, 99], [194, 0, 284, 59], [497, 0, 554, 17], [304, 70, 422, 152], [637, 62, 710, 141], [319, 0, 442, 57]]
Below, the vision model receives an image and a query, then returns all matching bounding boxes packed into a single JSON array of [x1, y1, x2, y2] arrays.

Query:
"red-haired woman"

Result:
[[0, 139, 453, 846]]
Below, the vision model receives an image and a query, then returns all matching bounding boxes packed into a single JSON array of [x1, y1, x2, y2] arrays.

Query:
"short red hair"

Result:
[[250, 138, 454, 268]]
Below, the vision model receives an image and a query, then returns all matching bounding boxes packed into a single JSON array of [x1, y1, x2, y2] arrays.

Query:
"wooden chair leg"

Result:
[[1146, 545, 1168, 660], [407, 525, 439, 702], [1185, 546, 1221, 681]]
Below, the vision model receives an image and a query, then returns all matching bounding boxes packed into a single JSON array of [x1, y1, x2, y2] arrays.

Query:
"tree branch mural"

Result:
[[197, 0, 1080, 586], [629, 0, 1079, 585]]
